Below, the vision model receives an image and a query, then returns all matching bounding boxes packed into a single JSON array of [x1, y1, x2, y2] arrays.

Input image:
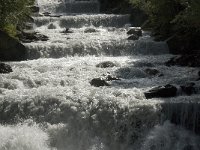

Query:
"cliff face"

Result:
[[0, 30, 27, 61]]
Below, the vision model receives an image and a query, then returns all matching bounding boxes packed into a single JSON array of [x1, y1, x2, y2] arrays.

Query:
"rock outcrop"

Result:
[[144, 84, 177, 99], [0, 30, 27, 61]]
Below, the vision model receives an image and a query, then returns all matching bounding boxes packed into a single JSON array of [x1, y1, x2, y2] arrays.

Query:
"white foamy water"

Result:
[[1, 1, 200, 150]]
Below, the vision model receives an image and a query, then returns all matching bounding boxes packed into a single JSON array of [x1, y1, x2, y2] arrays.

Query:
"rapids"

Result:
[[0, 0, 200, 150]]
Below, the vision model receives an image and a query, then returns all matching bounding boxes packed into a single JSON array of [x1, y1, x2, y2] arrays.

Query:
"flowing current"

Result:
[[1, 0, 200, 150]]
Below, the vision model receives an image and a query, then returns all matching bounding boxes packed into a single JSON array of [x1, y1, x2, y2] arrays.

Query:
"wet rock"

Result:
[[127, 34, 139, 41], [144, 68, 160, 76], [50, 14, 62, 18], [0, 63, 13, 74], [166, 55, 200, 67], [90, 78, 110, 87], [96, 61, 118, 68], [127, 28, 142, 36], [105, 75, 121, 81], [180, 82, 196, 96], [29, 6, 40, 13], [144, 84, 177, 99], [84, 28, 97, 33], [43, 12, 51, 16], [0, 30, 27, 61], [19, 30, 49, 43], [48, 23, 56, 29], [60, 28, 73, 34]]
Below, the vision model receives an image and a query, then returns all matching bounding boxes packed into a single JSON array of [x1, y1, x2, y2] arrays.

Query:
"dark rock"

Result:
[[43, 12, 51, 16], [29, 6, 40, 13], [127, 34, 139, 41], [90, 78, 110, 87], [144, 84, 177, 99], [18, 30, 49, 43], [165, 55, 200, 67], [84, 28, 97, 33], [127, 28, 142, 36], [0, 30, 27, 61], [60, 28, 73, 34], [180, 82, 196, 96], [50, 15, 62, 18], [96, 61, 118, 68], [105, 75, 120, 81], [0, 63, 13, 73], [48, 23, 56, 29], [144, 68, 160, 76]]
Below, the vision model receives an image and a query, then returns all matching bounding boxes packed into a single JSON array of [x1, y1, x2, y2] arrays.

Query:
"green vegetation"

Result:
[[0, 0, 34, 37], [129, 0, 200, 54]]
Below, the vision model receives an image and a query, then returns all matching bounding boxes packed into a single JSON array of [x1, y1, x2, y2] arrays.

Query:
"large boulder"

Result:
[[90, 78, 110, 87], [144, 84, 177, 99], [127, 34, 139, 41], [96, 61, 118, 68], [127, 28, 142, 37], [0, 63, 13, 73], [0, 30, 27, 61]]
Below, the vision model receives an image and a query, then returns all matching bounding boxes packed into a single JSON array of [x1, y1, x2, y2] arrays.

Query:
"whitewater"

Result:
[[0, 0, 200, 150]]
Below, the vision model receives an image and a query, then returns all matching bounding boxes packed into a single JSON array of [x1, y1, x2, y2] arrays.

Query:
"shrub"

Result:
[[0, 0, 34, 36]]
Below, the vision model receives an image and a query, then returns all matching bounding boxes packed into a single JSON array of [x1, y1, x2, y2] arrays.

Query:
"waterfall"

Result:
[[0, 0, 200, 150]]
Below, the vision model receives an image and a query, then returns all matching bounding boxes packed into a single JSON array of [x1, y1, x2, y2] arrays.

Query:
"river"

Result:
[[0, 0, 200, 150]]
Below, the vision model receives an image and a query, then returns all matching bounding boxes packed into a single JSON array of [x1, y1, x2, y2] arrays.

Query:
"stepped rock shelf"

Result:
[[1, 0, 200, 150]]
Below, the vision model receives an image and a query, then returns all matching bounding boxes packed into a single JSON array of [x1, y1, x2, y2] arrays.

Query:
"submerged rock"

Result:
[[60, 28, 73, 34], [43, 12, 51, 16], [144, 68, 160, 76], [144, 84, 177, 99], [105, 75, 121, 81], [0, 63, 13, 74], [166, 55, 200, 67], [19, 30, 49, 43], [180, 82, 196, 96], [127, 28, 142, 36], [48, 23, 56, 29], [90, 78, 110, 87], [84, 28, 97, 33], [0, 30, 27, 61], [127, 34, 139, 41], [96, 61, 118, 68]]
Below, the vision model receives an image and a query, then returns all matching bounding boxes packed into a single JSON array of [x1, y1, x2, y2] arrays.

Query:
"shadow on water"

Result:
[[0, 94, 160, 150]]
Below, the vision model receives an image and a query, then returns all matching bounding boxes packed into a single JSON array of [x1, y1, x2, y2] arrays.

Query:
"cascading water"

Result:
[[1, 0, 200, 150]]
